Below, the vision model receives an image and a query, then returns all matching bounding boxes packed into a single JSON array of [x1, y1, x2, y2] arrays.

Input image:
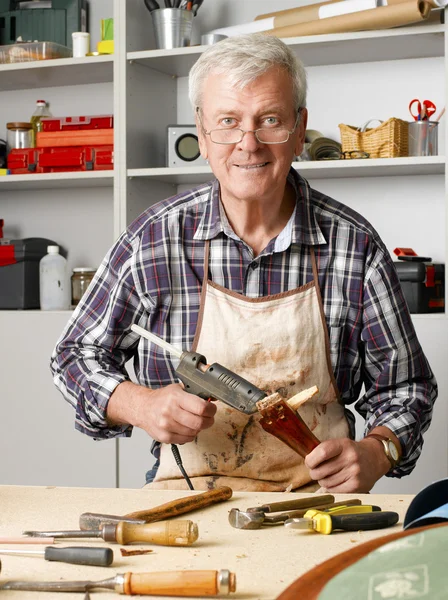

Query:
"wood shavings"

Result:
[[120, 548, 154, 556], [236, 554, 248, 558]]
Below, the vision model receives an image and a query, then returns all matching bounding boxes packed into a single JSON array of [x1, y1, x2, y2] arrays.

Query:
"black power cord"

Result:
[[171, 444, 194, 490]]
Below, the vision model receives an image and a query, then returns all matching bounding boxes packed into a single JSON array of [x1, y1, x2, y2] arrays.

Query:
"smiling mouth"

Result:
[[234, 162, 269, 169]]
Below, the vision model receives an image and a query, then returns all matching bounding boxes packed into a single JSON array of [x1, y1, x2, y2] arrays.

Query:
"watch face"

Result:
[[388, 441, 399, 462]]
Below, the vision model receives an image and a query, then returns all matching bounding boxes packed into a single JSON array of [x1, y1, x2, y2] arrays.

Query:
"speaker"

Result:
[[167, 125, 208, 167]]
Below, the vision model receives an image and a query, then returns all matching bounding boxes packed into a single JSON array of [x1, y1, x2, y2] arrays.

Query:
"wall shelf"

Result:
[[0, 55, 114, 92], [127, 24, 444, 76], [127, 156, 444, 184], [0, 171, 114, 190]]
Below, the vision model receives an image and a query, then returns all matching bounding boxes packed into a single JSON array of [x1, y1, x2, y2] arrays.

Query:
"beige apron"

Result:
[[148, 244, 349, 491]]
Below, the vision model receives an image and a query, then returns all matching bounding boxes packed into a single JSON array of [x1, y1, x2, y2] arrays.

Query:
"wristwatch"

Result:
[[365, 433, 400, 469]]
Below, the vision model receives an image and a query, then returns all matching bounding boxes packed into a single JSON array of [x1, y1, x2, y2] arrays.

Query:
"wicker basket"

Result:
[[339, 118, 409, 159]]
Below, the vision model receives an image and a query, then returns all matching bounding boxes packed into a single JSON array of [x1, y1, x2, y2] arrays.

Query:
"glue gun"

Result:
[[131, 324, 266, 414]]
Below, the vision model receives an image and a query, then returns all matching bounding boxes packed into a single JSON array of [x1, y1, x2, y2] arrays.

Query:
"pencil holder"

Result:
[[151, 8, 193, 49], [408, 121, 438, 157]]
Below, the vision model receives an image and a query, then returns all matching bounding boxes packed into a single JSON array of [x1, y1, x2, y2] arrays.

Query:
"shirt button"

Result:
[[250, 262, 258, 270]]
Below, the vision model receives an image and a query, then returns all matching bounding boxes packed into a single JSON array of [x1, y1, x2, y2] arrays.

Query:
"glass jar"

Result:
[[71, 267, 96, 306], [6, 122, 33, 153]]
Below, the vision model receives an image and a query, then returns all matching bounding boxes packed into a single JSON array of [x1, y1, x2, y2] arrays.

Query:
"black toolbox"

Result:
[[0, 238, 57, 309], [395, 260, 445, 314]]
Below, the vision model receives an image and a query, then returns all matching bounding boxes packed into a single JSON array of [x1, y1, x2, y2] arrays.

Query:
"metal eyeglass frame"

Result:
[[195, 107, 302, 145]]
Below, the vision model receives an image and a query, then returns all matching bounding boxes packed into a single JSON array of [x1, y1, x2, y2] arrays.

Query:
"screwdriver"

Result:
[[285, 508, 399, 534], [0, 546, 113, 567], [23, 520, 198, 546]]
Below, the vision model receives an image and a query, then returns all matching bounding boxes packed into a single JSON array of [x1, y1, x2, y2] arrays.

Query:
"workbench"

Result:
[[0, 485, 413, 599]]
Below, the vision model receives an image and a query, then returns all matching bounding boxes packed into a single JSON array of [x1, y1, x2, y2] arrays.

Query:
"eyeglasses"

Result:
[[322, 150, 370, 160], [196, 108, 301, 145]]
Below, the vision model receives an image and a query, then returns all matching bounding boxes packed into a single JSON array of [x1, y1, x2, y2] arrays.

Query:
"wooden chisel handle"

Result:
[[80, 486, 233, 530], [125, 486, 233, 520], [104, 520, 199, 546], [253, 494, 335, 513], [122, 570, 236, 596]]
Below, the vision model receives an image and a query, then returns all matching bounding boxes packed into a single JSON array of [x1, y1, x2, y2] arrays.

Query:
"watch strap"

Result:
[[365, 433, 399, 468]]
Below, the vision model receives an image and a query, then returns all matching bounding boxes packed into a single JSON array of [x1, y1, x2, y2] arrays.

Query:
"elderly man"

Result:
[[51, 34, 436, 493]]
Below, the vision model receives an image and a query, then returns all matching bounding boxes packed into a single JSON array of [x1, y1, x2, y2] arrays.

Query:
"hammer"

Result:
[[228, 499, 363, 530], [79, 486, 233, 530]]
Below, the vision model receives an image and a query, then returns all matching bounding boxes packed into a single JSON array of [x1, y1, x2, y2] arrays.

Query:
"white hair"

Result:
[[189, 33, 307, 111]]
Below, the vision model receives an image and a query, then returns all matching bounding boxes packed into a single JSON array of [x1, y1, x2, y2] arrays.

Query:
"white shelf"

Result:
[[0, 55, 114, 92], [127, 24, 444, 76], [0, 171, 114, 190], [127, 156, 444, 184]]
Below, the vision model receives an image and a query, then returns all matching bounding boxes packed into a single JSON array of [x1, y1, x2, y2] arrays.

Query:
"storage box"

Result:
[[40, 115, 114, 132], [0, 238, 57, 309], [36, 129, 114, 147], [0, 42, 72, 64], [395, 261, 445, 313], [8, 146, 114, 173], [339, 118, 409, 159]]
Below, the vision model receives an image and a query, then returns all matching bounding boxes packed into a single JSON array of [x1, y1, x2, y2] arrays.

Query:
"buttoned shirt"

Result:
[[51, 168, 437, 477]]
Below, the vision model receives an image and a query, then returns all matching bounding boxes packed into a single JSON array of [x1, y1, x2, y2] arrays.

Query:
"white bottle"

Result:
[[39, 246, 70, 310]]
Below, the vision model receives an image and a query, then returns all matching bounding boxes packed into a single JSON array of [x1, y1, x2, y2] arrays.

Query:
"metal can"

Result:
[[71, 267, 96, 306]]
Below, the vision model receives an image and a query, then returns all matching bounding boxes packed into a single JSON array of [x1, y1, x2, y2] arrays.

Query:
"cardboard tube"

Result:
[[255, 0, 344, 21], [263, 1, 431, 39]]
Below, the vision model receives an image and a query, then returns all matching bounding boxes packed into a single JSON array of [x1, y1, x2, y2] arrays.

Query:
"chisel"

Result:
[[0, 569, 236, 596], [0, 546, 113, 567], [23, 520, 198, 546], [285, 509, 399, 534], [79, 485, 233, 530]]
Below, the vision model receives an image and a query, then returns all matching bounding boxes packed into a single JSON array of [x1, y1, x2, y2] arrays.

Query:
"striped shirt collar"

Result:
[[193, 167, 327, 249]]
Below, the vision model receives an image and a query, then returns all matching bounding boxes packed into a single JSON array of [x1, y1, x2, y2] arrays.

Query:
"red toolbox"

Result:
[[8, 146, 114, 173], [40, 115, 114, 131], [36, 129, 114, 147]]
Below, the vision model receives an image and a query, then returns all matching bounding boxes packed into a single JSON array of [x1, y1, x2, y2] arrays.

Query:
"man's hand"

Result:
[[304, 434, 393, 493], [107, 381, 217, 445]]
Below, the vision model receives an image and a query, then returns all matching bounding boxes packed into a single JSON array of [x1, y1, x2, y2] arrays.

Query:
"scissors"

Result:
[[409, 99, 437, 121]]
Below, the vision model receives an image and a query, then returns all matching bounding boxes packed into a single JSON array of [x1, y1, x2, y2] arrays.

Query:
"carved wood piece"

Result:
[[257, 392, 320, 458]]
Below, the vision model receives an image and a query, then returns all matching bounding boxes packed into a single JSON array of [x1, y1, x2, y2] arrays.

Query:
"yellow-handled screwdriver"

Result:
[[284, 506, 399, 535], [23, 520, 198, 546]]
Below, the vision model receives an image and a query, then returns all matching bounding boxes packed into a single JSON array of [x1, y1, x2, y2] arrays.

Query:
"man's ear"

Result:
[[195, 114, 208, 160], [294, 108, 308, 157]]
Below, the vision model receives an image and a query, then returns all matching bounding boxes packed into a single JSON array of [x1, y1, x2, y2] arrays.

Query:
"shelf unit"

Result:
[[1, 0, 447, 492]]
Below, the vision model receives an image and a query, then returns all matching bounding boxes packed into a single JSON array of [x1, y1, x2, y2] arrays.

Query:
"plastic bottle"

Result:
[[39, 246, 70, 310], [30, 100, 52, 146]]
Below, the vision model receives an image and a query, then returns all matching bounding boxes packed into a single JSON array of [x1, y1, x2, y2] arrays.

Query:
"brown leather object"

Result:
[[276, 522, 448, 600]]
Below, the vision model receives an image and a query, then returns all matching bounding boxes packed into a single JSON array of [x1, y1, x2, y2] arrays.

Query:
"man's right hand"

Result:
[[106, 381, 217, 445]]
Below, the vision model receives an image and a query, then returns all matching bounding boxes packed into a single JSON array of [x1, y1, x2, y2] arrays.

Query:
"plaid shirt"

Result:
[[51, 168, 437, 478]]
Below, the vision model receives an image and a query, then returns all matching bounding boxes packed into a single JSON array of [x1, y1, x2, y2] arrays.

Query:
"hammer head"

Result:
[[228, 508, 265, 530]]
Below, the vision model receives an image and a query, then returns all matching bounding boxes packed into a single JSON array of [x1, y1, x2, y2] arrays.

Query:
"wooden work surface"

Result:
[[0, 485, 413, 599]]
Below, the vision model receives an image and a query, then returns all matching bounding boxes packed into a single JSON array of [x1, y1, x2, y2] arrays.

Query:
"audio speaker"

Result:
[[167, 125, 208, 167]]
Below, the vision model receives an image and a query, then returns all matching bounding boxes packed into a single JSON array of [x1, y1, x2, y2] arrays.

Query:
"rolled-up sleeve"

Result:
[[355, 244, 437, 477]]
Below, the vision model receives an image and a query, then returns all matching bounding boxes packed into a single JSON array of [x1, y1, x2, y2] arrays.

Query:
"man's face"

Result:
[[196, 67, 307, 206]]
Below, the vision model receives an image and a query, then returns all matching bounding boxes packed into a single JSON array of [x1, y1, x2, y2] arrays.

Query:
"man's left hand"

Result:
[[304, 436, 393, 493]]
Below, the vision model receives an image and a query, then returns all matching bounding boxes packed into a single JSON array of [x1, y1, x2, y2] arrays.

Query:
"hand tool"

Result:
[[79, 485, 232, 530], [131, 324, 266, 415], [409, 98, 437, 121], [229, 499, 364, 530], [143, 0, 160, 12], [285, 508, 399, 534], [245, 494, 335, 514], [0, 546, 113, 567], [23, 520, 198, 546], [192, 0, 203, 16], [0, 537, 55, 544], [0, 568, 236, 596]]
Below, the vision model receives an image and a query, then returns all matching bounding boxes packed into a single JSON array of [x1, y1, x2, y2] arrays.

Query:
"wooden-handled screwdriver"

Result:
[[23, 520, 198, 546], [0, 569, 236, 596]]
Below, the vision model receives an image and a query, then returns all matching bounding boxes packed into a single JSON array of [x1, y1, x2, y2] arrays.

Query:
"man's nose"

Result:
[[237, 129, 261, 151]]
